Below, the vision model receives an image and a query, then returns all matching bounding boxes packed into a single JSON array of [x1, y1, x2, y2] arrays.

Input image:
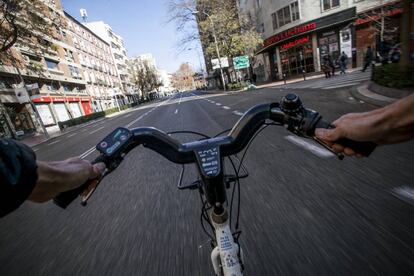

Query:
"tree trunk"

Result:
[[399, 0, 412, 73]]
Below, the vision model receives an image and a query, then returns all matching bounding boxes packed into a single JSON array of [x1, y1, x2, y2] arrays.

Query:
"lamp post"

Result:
[[192, 10, 226, 91]]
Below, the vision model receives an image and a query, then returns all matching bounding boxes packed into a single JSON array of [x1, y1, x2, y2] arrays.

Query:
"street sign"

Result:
[[14, 87, 30, 104], [233, 55, 250, 70], [211, 57, 229, 70]]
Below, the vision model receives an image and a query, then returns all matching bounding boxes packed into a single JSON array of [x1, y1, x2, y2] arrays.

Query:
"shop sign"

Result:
[[264, 23, 316, 47], [233, 55, 250, 70], [33, 96, 91, 103], [211, 57, 229, 70], [281, 36, 310, 50], [340, 28, 352, 57], [355, 8, 403, 26]]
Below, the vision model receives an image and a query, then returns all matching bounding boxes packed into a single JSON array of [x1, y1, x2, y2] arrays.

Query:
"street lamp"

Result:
[[192, 10, 226, 91]]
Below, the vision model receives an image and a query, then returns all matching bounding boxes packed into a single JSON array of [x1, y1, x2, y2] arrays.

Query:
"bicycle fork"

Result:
[[210, 207, 243, 276]]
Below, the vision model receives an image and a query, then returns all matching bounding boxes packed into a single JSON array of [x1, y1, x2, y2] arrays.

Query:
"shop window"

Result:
[[45, 59, 59, 70], [322, 0, 340, 11]]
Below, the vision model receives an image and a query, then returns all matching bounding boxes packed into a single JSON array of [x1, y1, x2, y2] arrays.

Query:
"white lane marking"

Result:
[[174, 109, 178, 114], [233, 111, 244, 116], [90, 126, 104, 135], [359, 100, 365, 104], [285, 135, 335, 158], [178, 94, 182, 105], [211, 100, 215, 103], [33, 148, 39, 152], [348, 97, 355, 101], [391, 186, 414, 205], [223, 106, 230, 110], [79, 146, 95, 159], [48, 139, 61, 146], [124, 113, 133, 118], [216, 103, 222, 106], [125, 97, 170, 128], [67, 133, 77, 138]]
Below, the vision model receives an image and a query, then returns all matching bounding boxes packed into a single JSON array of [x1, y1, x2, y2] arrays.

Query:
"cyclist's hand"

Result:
[[315, 111, 384, 157], [29, 157, 106, 203]]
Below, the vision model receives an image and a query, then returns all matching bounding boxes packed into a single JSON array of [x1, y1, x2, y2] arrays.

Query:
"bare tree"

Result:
[[172, 63, 195, 91], [166, 0, 262, 61], [131, 63, 163, 99]]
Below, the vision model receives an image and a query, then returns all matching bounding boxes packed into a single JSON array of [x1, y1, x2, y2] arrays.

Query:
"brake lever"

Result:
[[313, 137, 345, 160]]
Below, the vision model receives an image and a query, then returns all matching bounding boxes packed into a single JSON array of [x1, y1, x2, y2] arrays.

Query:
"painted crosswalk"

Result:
[[275, 70, 371, 90]]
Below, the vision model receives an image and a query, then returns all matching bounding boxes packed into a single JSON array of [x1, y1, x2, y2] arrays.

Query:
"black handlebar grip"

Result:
[[53, 155, 105, 209], [315, 119, 377, 157]]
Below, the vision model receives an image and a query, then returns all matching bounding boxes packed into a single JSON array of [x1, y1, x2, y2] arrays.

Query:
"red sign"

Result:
[[355, 8, 403, 26], [264, 23, 317, 47], [281, 36, 310, 50], [33, 96, 91, 103]]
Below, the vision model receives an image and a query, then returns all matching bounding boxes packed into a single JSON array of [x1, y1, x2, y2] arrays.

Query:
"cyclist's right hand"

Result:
[[315, 111, 384, 157]]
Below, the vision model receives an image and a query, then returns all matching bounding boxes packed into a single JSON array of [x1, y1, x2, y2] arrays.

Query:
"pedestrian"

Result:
[[322, 56, 331, 78], [361, 46, 373, 72], [339, 51, 348, 74], [252, 73, 257, 84], [328, 55, 335, 76]]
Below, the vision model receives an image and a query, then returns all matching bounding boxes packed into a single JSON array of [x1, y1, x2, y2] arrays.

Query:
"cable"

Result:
[[227, 156, 239, 229], [167, 130, 210, 139], [214, 128, 232, 138]]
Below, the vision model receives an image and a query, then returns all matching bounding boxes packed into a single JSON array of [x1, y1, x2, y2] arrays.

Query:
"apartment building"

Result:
[[64, 13, 122, 112], [238, 0, 405, 82], [85, 21, 135, 103], [0, 0, 89, 138]]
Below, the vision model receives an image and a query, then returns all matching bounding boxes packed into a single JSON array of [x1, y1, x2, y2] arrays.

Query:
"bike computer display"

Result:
[[96, 127, 133, 157]]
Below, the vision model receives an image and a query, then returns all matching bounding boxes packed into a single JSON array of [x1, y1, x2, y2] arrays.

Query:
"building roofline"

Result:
[[63, 11, 110, 46]]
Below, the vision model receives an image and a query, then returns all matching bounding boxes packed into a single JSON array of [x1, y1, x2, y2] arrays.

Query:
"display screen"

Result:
[[96, 127, 132, 156]]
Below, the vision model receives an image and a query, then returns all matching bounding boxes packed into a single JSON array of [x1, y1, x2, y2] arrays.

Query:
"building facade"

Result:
[[85, 21, 135, 103], [238, 0, 405, 81], [0, 0, 90, 138], [64, 13, 122, 112]]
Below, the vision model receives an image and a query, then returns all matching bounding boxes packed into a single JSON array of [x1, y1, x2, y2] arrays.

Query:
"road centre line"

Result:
[[79, 147, 95, 159], [391, 186, 414, 205], [223, 106, 230, 110], [285, 135, 335, 158], [174, 109, 178, 114], [48, 139, 61, 146], [67, 133, 77, 138], [216, 103, 222, 106], [233, 111, 244, 116], [90, 126, 105, 135]]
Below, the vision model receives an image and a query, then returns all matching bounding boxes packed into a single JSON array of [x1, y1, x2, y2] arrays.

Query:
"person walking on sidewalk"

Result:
[[322, 56, 331, 78], [328, 55, 335, 76], [362, 46, 373, 72], [339, 51, 348, 74]]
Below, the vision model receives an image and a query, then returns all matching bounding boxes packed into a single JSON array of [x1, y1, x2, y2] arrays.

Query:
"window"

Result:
[[274, 1, 300, 29], [45, 59, 59, 70], [277, 9, 284, 27], [63, 85, 71, 92], [322, 0, 340, 11], [291, 1, 300, 21], [47, 83, 59, 91], [271, 12, 278, 30]]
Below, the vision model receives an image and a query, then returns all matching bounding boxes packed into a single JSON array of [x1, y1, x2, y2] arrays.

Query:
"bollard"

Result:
[[283, 73, 287, 85], [302, 69, 306, 81]]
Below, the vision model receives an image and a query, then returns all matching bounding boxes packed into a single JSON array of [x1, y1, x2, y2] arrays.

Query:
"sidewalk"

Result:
[[351, 81, 413, 107], [20, 103, 149, 148]]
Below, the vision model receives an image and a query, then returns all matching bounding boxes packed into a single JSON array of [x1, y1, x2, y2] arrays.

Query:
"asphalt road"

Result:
[[1, 87, 414, 275]]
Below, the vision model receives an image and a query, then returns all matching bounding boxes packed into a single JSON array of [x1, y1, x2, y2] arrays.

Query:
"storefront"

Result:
[[33, 96, 92, 125], [257, 7, 356, 80], [355, 1, 403, 67]]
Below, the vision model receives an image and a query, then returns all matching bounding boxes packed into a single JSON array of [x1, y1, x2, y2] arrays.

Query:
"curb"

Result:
[[351, 81, 398, 107]]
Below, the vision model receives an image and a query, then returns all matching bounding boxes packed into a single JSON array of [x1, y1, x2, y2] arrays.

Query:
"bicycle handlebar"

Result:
[[53, 94, 377, 208]]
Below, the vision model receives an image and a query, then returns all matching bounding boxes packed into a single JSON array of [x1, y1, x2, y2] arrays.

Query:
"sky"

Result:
[[61, 0, 203, 73]]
